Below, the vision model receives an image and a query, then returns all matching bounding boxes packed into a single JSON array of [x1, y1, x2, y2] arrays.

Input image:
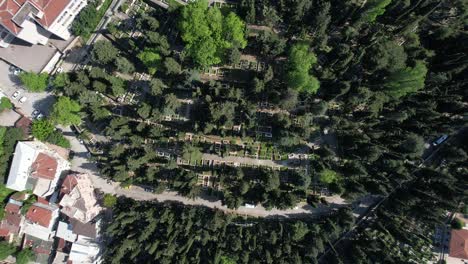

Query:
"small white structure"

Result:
[[69, 235, 100, 264], [55, 221, 77, 242], [6, 141, 70, 198]]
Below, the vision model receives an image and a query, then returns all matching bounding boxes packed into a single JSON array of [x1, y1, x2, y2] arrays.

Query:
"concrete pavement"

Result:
[[0, 60, 55, 118]]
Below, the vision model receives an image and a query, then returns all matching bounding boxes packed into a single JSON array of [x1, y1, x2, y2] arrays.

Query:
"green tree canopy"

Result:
[[115, 57, 135, 74], [15, 248, 34, 264], [179, 0, 247, 66], [287, 43, 320, 94], [18, 72, 49, 92], [383, 61, 428, 99], [137, 49, 161, 75], [0, 97, 13, 112], [320, 169, 340, 184], [0, 241, 15, 260], [31, 119, 55, 141], [103, 194, 117, 208], [182, 144, 202, 164], [50, 97, 82, 126], [92, 40, 119, 64]]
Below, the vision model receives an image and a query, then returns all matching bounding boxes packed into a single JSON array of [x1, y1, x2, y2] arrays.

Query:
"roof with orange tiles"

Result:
[[5, 203, 20, 214], [35, 0, 71, 27], [0, 0, 71, 35], [31, 152, 58, 180], [26, 204, 52, 227], [449, 229, 468, 259], [0, 0, 22, 34], [60, 174, 78, 197], [0, 228, 9, 237]]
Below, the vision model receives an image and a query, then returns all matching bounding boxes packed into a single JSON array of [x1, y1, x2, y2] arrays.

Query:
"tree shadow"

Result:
[[30, 95, 57, 115]]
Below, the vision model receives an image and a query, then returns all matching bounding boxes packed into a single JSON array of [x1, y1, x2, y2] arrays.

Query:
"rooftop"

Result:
[[26, 204, 53, 227], [449, 229, 468, 260], [31, 152, 58, 180]]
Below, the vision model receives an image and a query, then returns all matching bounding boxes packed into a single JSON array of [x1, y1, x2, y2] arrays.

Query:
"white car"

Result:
[[36, 113, 44, 120], [12, 91, 20, 99], [19, 96, 27, 104], [32, 110, 40, 118]]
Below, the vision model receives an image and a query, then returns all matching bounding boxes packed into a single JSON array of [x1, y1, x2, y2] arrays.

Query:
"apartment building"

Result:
[[0, 0, 87, 48]]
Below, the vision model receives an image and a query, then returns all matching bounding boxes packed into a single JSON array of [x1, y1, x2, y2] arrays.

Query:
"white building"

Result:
[[6, 141, 70, 198], [69, 235, 100, 264], [0, 0, 87, 48]]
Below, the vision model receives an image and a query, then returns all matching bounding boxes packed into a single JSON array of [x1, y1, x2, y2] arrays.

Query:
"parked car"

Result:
[[13, 68, 22, 75], [12, 91, 20, 99], [433, 135, 448, 146], [19, 96, 27, 104], [32, 110, 40, 118], [36, 113, 44, 120], [143, 188, 154, 193]]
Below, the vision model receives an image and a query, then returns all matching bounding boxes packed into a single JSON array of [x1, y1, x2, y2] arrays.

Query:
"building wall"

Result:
[[47, 0, 88, 40]]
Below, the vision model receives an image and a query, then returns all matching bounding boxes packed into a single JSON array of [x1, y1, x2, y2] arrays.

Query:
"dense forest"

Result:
[[57, 0, 468, 262], [103, 199, 355, 264]]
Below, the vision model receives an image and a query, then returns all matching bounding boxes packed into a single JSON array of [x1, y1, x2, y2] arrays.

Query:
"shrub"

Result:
[[103, 194, 117, 208], [0, 97, 13, 112]]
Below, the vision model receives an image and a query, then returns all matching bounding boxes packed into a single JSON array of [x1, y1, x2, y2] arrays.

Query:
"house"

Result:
[[15, 116, 32, 136], [448, 229, 468, 263], [6, 141, 70, 198], [0, 0, 88, 48], [59, 173, 102, 223], [54, 218, 99, 263], [69, 234, 100, 264], [23, 234, 55, 264], [0, 194, 24, 242], [22, 202, 59, 241]]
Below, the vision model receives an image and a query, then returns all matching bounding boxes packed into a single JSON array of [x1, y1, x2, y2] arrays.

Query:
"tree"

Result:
[[360, 0, 392, 23], [286, 43, 320, 94], [103, 194, 117, 208], [383, 61, 428, 99], [15, 249, 34, 264], [398, 133, 425, 159], [50, 97, 82, 126], [164, 57, 182, 75], [367, 40, 407, 73], [227, 47, 241, 65], [138, 49, 161, 75], [163, 94, 181, 115], [31, 119, 55, 141], [179, 0, 247, 66], [320, 169, 340, 184], [92, 41, 119, 64], [18, 72, 49, 92], [182, 144, 202, 164], [150, 79, 167, 96], [451, 218, 464, 229], [0, 241, 15, 260], [115, 57, 135, 73], [52, 73, 70, 90], [0, 97, 13, 112]]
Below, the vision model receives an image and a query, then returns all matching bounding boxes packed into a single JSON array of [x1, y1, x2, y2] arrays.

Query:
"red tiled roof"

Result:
[[0, 0, 22, 34], [10, 192, 27, 201], [26, 205, 52, 227], [5, 211, 21, 227], [15, 116, 31, 136], [5, 203, 20, 214], [0, 0, 71, 36], [0, 228, 9, 237], [60, 174, 78, 198], [35, 0, 71, 28], [449, 229, 468, 259], [37, 197, 49, 205], [31, 153, 57, 180]]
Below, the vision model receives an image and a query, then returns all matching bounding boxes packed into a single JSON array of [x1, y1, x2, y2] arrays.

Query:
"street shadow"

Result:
[[62, 45, 91, 64], [79, 162, 99, 173]]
